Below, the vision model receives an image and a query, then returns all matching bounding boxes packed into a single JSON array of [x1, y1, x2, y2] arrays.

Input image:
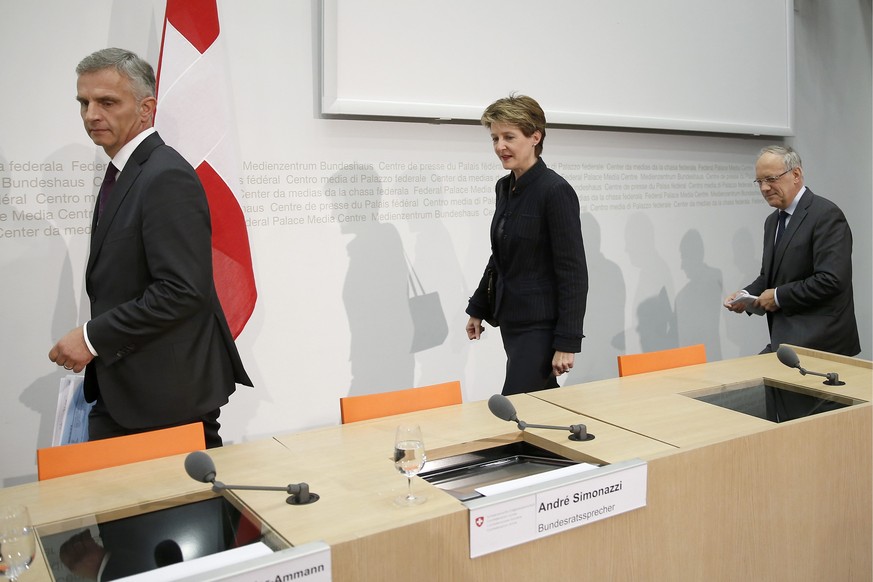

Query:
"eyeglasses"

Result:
[[753, 169, 791, 186]]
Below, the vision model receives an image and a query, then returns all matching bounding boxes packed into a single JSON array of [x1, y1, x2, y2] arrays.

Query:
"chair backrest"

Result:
[[617, 344, 707, 377], [36, 422, 206, 480], [340, 381, 462, 423]]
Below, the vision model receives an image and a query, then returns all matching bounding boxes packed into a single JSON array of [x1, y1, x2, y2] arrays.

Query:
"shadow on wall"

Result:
[[9, 145, 94, 485], [406, 171, 469, 392], [625, 211, 678, 353], [332, 166, 414, 396], [565, 212, 625, 385], [723, 226, 770, 356], [675, 228, 723, 360]]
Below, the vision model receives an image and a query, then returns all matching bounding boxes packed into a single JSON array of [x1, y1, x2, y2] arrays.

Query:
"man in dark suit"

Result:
[[724, 145, 860, 356], [49, 48, 252, 447]]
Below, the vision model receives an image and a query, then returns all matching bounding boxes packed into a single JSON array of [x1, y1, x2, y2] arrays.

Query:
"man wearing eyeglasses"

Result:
[[723, 145, 860, 356]]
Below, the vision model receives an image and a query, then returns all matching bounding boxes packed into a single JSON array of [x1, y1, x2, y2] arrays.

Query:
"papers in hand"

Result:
[[729, 291, 766, 315], [52, 375, 93, 446]]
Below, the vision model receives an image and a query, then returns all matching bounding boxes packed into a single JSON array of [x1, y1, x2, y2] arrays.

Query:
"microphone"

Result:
[[184, 451, 319, 505], [487, 394, 594, 441], [185, 450, 217, 483], [487, 393, 520, 423], [776, 345, 845, 386]]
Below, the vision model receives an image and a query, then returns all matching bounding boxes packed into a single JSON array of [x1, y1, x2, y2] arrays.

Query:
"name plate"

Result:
[[174, 541, 332, 582], [466, 459, 647, 557]]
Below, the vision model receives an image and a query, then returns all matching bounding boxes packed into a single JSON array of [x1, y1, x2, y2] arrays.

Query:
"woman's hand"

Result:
[[552, 351, 575, 376], [466, 317, 484, 340]]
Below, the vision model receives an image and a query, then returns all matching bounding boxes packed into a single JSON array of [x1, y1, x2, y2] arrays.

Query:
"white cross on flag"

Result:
[[155, 0, 256, 338]]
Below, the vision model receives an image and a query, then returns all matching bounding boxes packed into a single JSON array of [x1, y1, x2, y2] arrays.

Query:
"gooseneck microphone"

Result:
[[776, 345, 845, 386], [488, 394, 594, 441], [184, 451, 319, 505]]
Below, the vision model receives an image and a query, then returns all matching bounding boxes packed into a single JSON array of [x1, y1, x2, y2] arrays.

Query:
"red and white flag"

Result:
[[156, 0, 256, 338]]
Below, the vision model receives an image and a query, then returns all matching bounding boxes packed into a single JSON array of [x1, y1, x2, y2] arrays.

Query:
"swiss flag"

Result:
[[155, 0, 256, 338]]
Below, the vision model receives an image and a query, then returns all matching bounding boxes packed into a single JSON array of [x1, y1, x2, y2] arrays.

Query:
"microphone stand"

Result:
[[516, 421, 593, 442], [795, 366, 845, 386], [487, 394, 594, 441], [211, 481, 318, 505]]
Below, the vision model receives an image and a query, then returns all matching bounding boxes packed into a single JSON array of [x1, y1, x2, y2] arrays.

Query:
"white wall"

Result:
[[0, 0, 869, 486]]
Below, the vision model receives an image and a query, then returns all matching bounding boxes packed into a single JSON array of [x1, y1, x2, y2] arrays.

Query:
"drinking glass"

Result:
[[393, 424, 427, 506], [0, 505, 36, 581]]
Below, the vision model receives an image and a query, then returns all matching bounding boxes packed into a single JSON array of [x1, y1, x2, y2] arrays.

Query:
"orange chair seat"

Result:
[[340, 381, 462, 423], [36, 422, 205, 480], [617, 344, 707, 377]]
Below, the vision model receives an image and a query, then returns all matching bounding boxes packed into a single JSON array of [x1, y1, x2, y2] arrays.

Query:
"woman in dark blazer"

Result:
[[466, 95, 588, 395]]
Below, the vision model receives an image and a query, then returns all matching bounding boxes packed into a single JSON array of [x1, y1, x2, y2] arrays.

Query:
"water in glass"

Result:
[[393, 425, 427, 505], [0, 505, 36, 581]]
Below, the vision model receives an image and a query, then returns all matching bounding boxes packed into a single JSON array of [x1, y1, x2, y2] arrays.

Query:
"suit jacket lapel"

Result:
[[762, 208, 778, 284], [86, 132, 165, 277], [771, 190, 813, 278]]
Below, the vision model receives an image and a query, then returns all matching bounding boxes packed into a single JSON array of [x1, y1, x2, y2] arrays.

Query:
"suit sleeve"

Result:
[[546, 181, 588, 352], [88, 164, 214, 364], [467, 183, 500, 322], [466, 255, 495, 321]]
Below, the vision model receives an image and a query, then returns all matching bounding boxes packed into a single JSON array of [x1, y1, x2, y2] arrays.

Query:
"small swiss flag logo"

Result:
[[475, 516, 485, 528]]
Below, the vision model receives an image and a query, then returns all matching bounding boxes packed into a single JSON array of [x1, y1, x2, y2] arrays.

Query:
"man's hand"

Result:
[[723, 290, 748, 313], [755, 288, 780, 312], [49, 326, 94, 373]]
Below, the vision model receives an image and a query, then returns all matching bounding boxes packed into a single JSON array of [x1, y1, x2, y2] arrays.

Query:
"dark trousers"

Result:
[[500, 327, 560, 395], [88, 400, 223, 448]]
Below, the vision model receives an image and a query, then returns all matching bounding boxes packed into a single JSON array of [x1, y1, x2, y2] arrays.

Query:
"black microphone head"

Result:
[[184, 451, 217, 484], [776, 345, 801, 369], [488, 394, 518, 422]]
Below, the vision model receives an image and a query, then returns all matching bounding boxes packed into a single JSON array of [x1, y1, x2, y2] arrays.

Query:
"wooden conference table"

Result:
[[2, 347, 870, 581]]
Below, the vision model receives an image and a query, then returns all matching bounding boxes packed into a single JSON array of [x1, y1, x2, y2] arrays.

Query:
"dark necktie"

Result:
[[774, 210, 788, 248], [97, 163, 118, 220]]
